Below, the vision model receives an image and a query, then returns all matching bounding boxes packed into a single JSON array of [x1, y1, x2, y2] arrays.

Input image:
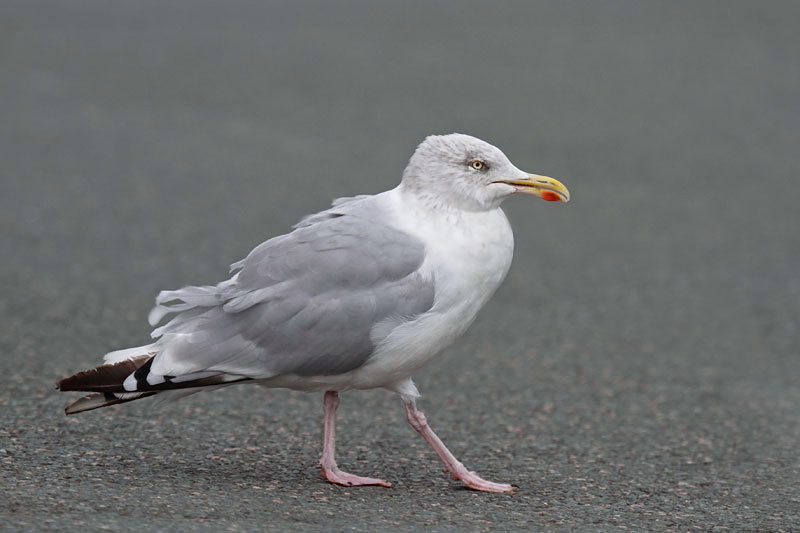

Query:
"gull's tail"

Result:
[[56, 354, 252, 415]]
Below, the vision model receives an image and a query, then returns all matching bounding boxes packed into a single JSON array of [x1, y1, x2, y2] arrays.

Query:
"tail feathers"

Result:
[[64, 391, 157, 415]]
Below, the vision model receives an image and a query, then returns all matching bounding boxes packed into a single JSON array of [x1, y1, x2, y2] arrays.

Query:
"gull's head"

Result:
[[401, 133, 569, 211]]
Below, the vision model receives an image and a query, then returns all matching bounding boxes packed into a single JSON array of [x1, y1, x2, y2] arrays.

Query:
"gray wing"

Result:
[[146, 198, 435, 379]]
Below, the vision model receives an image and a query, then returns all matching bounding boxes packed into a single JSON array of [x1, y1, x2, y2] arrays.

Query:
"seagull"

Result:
[[57, 133, 570, 493]]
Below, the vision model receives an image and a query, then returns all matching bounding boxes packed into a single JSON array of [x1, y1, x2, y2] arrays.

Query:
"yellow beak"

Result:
[[494, 174, 570, 202]]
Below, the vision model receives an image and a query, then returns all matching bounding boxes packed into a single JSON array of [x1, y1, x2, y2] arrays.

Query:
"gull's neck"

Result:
[[384, 183, 515, 319], [385, 185, 514, 258], [396, 181, 503, 215]]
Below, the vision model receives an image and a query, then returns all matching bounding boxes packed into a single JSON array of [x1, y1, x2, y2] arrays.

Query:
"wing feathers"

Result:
[[141, 200, 434, 379], [58, 356, 251, 395], [57, 356, 151, 393]]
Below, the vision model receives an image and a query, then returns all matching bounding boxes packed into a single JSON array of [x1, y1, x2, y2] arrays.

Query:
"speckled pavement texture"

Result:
[[2, 1, 798, 530]]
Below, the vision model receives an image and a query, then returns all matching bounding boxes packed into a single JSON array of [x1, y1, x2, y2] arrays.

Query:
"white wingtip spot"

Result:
[[123, 373, 139, 391]]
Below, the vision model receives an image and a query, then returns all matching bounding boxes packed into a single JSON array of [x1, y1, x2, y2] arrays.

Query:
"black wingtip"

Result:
[[57, 356, 151, 393]]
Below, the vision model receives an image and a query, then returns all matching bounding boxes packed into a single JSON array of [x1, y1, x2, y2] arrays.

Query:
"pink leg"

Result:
[[319, 391, 392, 487], [403, 398, 515, 493]]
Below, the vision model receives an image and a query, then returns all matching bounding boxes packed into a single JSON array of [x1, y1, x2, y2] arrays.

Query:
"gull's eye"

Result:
[[469, 160, 487, 171]]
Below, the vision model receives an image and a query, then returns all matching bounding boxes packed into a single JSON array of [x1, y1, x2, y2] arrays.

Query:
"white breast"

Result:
[[347, 188, 515, 389]]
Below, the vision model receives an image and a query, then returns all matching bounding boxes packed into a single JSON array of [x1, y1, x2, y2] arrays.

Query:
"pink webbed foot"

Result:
[[320, 465, 392, 488], [453, 469, 515, 494]]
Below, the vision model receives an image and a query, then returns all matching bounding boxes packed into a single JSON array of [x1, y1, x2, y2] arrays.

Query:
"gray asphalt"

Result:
[[2, 1, 799, 530]]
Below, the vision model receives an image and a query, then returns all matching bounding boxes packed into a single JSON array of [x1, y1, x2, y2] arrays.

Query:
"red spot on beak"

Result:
[[541, 191, 561, 202]]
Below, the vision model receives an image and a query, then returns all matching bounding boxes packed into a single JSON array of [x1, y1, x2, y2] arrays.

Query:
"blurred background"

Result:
[[2, 1, 798, 530]]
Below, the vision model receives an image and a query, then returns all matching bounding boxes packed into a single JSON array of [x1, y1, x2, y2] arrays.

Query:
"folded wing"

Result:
[[145, 197, 435, 380]]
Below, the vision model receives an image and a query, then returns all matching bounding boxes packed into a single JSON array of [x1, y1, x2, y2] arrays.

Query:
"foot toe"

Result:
[[321, 466, 392, 488]]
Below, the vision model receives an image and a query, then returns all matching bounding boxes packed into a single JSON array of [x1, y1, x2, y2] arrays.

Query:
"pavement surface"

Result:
[[2, 1, 799, 530]]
